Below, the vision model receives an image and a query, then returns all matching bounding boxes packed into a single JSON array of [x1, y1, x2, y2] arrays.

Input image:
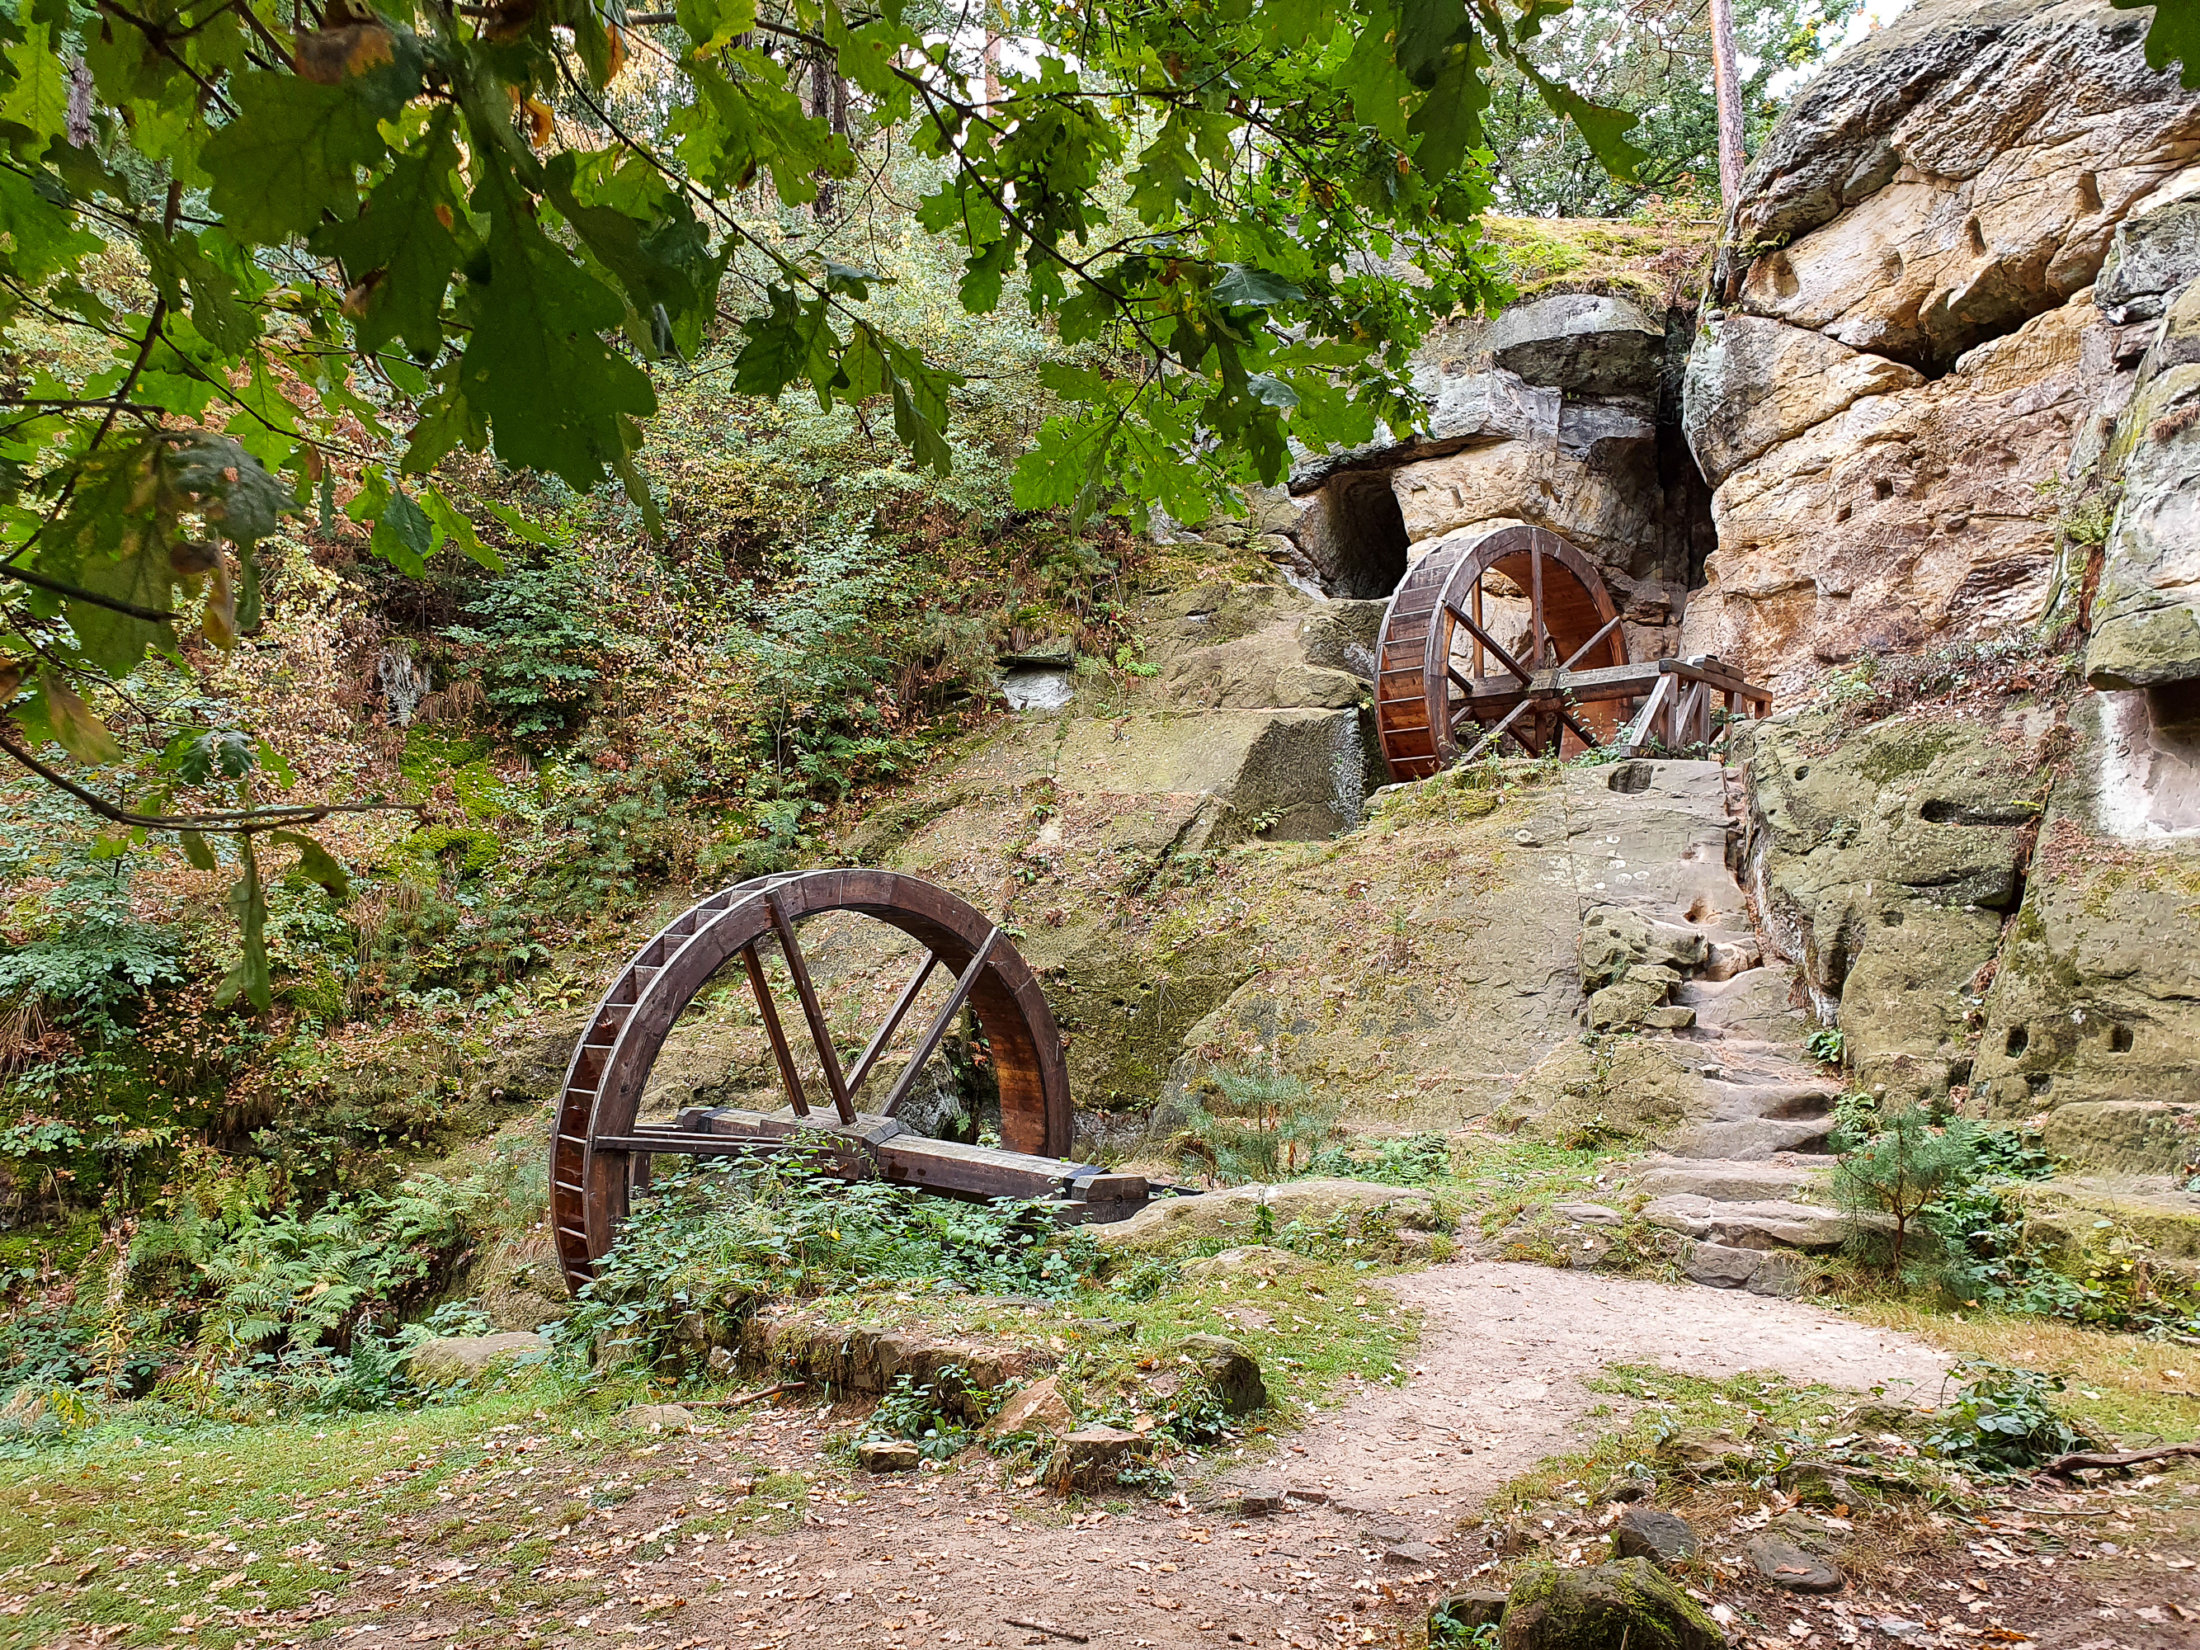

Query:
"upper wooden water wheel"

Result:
[[1374, 524, 1631, 779], [548, 869, 1128, 1295]]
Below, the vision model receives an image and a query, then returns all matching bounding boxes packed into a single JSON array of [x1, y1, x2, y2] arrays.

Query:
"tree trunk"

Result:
[[1707, 0, 1747, 207], [811, 56, 837, 218]]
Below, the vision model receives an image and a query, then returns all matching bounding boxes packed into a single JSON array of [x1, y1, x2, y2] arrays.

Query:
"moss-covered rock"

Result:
[[1092, 1179, 1449, 1253], [1498, 1558, 1719, 1650], [1737, 709, 2049, 1104]]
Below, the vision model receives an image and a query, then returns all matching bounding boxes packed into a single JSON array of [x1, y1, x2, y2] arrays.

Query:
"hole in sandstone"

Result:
[[1920, 798, 2037, 826], [2026, 1072, 2053, 1096], [2006, 1025, 2028, 1058], [1948, 1058, 1973, 1089], [1607, 761, 1653, 795], [1873, 478, 1895, 501], [2109, 1023, 2134, 1053], [1881, 908, 1904, 927], [1685, 896, 1713, 923], [1835, 503, 1852, 523], [1794, 766, 1810, 780], [1965, 216, 1987, 256], [1310, 469, 1411, 598]]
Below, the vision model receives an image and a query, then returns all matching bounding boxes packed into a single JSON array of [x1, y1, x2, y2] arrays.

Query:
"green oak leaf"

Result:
[[2114, 0, 2198, 87], [202, 70, 402, 243], [457, 153, 657, 491], [316, 108, 466, 359]]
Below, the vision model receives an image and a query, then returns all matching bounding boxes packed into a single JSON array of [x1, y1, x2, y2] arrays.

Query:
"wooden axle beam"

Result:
[[601, 1103, 1153, 1223]]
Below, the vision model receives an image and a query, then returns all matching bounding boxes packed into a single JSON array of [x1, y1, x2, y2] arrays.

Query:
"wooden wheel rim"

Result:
[[1373, 525, 1627, 780], [548, 869, 1070, 1293]]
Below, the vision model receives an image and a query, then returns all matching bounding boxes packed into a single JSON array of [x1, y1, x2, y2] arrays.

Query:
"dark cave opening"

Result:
[[1319, 470, 1412, 598]]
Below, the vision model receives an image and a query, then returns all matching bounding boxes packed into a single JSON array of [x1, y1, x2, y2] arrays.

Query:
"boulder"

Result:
[[1054, 706, 1375, 842], [986, 1376, 1076, 1440], [1484, 293, 1668, 399], [1779, 1460, 1858, 1508], [1656, 1430, 1754, 1477], [1614, 1505, 1700, 1567], [1041, 1426, 1151, 1493], [857, 1439, 922, 1473], [406, 1331, 550, 1386], [1093, 1179, 1447, 1252], [1747, 1533, 1845, 1593], [1498, 1558, 1720, 1650], [1172, 1334, 1267, 1415], [1643, 1195, 1854, 1252], [741, 1306, 1053, 1403], [1181, 1244, 1317, 1282], [1580, 906, 1710, 992]]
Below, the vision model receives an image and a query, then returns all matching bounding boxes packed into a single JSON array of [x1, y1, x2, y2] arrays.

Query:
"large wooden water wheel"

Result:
[[548, 869, 1133, 1295], [1374, 524, 1630, 779]]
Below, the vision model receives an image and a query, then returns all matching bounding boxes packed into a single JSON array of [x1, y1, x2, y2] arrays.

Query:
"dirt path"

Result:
[[207, 1263, 1955, 1650], [1246, 1261, 1951, 1540]]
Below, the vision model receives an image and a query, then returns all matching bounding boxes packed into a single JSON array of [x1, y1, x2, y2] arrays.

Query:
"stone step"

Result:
[[1642, 1193, 1855, 1252], [1629, 1156, 1831, 1204], [1671, 1116, 1835, 1160], [1704, 1079, 1836, 1123]]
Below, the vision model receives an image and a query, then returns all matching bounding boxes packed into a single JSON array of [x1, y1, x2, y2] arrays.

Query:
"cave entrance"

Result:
[[1318, 470, 1411, 598]]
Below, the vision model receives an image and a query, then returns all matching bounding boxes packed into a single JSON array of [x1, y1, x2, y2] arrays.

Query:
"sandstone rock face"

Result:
[[1684, 0, 2200, 700], [1727, 0, 2198, 370], [1681, 315, 1925, 489], [2085, 282, 2200, 693], [1966, 694, 2200, 1147], [1685, 293, 2132, 699], [1737, 709, 2050, 1103]]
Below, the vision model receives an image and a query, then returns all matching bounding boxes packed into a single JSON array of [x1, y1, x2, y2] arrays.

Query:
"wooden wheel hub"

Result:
[[549, 869, 1136, 1295]]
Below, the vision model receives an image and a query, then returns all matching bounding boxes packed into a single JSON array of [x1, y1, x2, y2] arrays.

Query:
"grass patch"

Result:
[[0, 1374, 612, 1647], [1850, 1300, 2200, 1445]]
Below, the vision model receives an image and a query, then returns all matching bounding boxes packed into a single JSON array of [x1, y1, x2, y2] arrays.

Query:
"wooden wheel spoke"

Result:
[[845, 950, 941, 1100], [767, 892, 854, 1124], [1444, 600, 1533, 685], [881, 929, 999, 1119], [1559, 614, 1624, 674], [741, 944, 810, 1118], [1458, 696, 1536, 765]]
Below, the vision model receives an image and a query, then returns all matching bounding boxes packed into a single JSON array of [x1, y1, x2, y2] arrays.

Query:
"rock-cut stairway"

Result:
[[1596, 763, 1854, 1296]]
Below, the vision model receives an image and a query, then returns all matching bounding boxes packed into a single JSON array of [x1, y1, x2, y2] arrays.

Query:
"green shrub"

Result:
[[1830, 1105, 1986, 1271], [1302, 1132, 1455, 1186], [567, 1153, 1098, 1369], [1919, 1360, 2097, 1475], [1175, 1066, 1340, 1185]]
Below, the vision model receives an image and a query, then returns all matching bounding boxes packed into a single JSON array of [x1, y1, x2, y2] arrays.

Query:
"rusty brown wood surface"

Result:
[[550, 871, 1078, 1294]]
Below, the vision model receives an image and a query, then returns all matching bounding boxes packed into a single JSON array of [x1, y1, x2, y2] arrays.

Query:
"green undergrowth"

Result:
[[1489, 1355, 2108, 1528], [573, 1149, 1424, 1430]]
